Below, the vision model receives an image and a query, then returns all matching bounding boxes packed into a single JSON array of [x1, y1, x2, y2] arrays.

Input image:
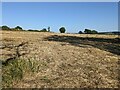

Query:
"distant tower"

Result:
[[48, 27, 50, 32]]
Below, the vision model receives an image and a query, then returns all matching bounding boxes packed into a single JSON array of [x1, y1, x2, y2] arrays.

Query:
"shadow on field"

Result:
[[44, 35, 120, 55]]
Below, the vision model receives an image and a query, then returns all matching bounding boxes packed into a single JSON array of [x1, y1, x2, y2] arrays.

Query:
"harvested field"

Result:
[[1, 31, 120, 88]]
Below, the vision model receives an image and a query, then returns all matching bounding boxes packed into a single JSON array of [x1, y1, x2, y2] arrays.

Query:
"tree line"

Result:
[[1, 25, 98, 34], [1, 25, 50, 32], [58, 27, 98, 34], [1, 26, 23, 31], [79, 29, 98, 34]]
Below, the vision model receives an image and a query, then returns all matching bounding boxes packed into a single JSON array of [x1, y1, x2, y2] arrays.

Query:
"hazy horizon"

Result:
[[2, 2, 118, 33]]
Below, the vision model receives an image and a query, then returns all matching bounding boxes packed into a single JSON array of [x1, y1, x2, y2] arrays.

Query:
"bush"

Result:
[[84, 29, 98, 34], [28, 29, 40, 32], [59, 27, 66, 33], [84, 29, 92, 34], [40, 28, 48, 32], [15, 26, 23, 30], [2, 26, 11, 30], [78, 31, 83, 34], [91, 30, 98, 34]]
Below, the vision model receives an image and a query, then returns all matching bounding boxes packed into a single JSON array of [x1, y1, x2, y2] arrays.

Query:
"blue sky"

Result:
[[2, 2, 118, 33]]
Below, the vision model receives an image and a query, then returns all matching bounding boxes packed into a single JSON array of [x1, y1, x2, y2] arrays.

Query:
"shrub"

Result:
[[84, 29, 98, 34], [78, 31, 83, 34], [2, 26, 11, 30], [40, 28, 48, 32], [84, 29, 92, 34], [91, 30, 98, 34], [28, 29, 40, 32], [15, 26, 23, 30], [59, 27, 66, 33]]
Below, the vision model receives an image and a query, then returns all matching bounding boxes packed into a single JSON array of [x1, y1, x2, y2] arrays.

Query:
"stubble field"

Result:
[[1, 30, 120, 88]]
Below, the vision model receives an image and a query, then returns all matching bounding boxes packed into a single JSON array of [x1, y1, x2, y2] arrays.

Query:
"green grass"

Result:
[[2, 59, 40, 88]]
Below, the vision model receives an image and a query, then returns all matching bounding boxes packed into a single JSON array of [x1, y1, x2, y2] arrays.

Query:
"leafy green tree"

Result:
[[15, 26, 22, 30], [2, 26, 11, 30], [59, 27, 66, 33]]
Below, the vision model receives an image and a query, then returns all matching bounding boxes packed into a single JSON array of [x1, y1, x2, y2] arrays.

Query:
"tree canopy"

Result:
[[59, 27, 66, 33]]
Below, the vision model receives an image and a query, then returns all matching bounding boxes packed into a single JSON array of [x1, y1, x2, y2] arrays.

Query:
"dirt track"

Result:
[[1, 31, 120, 88]]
